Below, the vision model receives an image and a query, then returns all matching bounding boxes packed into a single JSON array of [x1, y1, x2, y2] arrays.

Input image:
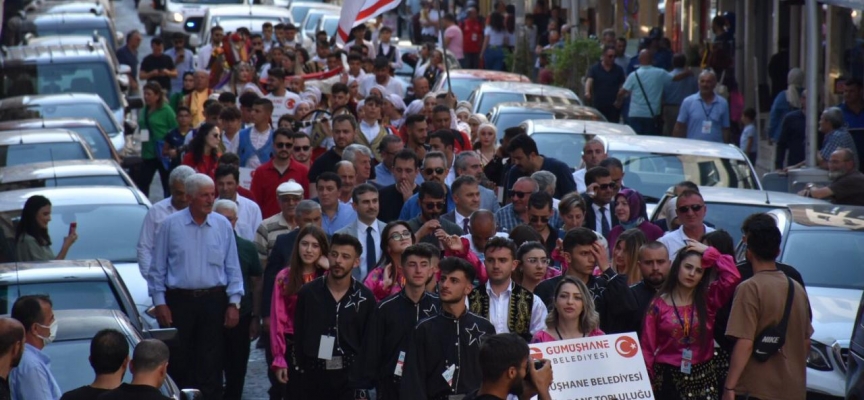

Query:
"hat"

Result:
[[386, 93, 406, 110], [277, 180, 304, 197]]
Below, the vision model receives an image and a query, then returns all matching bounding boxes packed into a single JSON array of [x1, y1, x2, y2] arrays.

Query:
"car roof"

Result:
[[0, 129, 82, 145], [206, 5, 293, 17], [524, 119, 636, 136], [604, 134, 749, 160], [0, 93, 106, 109], [494, 102, 605, 118], [289, 1, 340, 9], [0, 259, 109, 283], [783, 204, 864, 231], [0, 117, 103, 131], [694, 186, 829, 206], [0, 43, 111, 64], [29, 12, 110, 25], [0, 186, 148, 210], [43, 2, 106, 16], [0, 159, 121, 183], [441, 70, 530, 82], [53, 309, 134, 342], [475, 82, 578, 98]]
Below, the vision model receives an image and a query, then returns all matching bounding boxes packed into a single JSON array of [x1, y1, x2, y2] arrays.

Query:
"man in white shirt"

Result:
[[461, 210, 509, 263], [197, 26, 224, 71], [215, 165, 263, 242], [572, 138, 607, 193], [220, 107, 242, 154], [361, 57, 405, 98], [345, 25, 376, 59], [335, 184, 386, 280], [264, 67, 301, 126], [136, 166, 195, 279], [657, 190, 714, 259], [236, 98, 274, 169]]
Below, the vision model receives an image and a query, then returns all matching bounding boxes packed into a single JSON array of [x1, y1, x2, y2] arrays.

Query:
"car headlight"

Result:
[[171, 12, 184, 23], [807, 342, 832, 371]]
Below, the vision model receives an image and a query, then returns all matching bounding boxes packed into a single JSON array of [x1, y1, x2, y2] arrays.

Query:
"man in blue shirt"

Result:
[[618, 49, 672, 136], [662, 54, 698, 137], [673, 70, 731, 144], [116, 30, 142, 93], [10, 295, 61, 400], [399, 152, 456, 220], [148, 173, 244, 400], [316, 172, 357, 235]]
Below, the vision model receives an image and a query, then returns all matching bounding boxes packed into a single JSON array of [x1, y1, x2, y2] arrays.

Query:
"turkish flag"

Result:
[[336, 0, 400, 44]]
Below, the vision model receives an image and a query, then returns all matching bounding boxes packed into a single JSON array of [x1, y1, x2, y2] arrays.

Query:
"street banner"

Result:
[[336, 0, 400, 44], [529, 333, 654, 400]]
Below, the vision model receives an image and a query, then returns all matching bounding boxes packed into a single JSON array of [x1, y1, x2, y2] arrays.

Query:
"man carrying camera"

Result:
[[464, 333, 554, 400]]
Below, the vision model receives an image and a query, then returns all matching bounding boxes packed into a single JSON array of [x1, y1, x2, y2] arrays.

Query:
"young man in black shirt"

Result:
[[61, 329, 128, 400], [362, 244, 440, 399], [464, 333, 554, 400], [0, 318, 23, 400], [400, 257, 495, 400], [139, 37, 177, 94], [293, 233, 376, 400], [99, 339, 172, 400]]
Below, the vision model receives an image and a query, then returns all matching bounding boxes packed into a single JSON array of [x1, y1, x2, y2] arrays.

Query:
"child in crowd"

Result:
[[739, 108, 758, 164]]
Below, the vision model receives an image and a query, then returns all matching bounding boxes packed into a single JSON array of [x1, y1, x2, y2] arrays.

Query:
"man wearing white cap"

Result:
[[255, 179, 303, 268]]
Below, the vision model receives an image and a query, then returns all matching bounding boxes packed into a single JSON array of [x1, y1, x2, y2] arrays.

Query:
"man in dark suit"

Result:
[[440, 175, 481, 233], [581, 166, 619, 238]]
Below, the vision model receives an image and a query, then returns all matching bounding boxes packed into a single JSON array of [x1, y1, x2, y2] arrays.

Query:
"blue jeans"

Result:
[[484, 46, 505, 71], [628, 117, 661, 136]]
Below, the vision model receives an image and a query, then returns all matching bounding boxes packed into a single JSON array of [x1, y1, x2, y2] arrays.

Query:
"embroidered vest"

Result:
[[468, 283, 534, 342], [356, 124, 390, 162], [379, 43, 396, 63]]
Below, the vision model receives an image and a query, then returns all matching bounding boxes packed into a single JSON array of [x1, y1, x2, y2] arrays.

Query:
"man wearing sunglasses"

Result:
[[496, 177, 563, 233], [526, 193, 558, 255], [290, 132, 313, 169], [250, 128, 310, 219], [581, 166, 620, 238], [657, 190, 714, 259], [406, 182, 465, 246], [398, 152, 456, 221]]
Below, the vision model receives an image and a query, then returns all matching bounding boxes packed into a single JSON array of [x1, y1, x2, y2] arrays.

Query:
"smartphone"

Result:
[[69, 222, 77, 235]]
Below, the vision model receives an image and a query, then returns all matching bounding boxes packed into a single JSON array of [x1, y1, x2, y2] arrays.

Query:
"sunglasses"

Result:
[[510, 190, 533, 199], [677, 204, 704, 214], [424, 202, 445, 210], [598, 182, 618, 190], [275, 142, 293, 149], [424, 167, 445, 176], [293, 145, 311, 151], [389, 231, 412, 241], [529, 216, 550, 224]]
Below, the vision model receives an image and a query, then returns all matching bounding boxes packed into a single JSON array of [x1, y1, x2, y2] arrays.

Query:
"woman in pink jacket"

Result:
[[363, 221, 416, 301]]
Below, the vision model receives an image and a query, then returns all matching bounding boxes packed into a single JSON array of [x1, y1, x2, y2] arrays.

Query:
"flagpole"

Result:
[[434, 0, 453, 97]]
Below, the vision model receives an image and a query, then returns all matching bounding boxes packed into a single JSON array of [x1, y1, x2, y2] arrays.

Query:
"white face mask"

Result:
[[36, 320, 58, 345]]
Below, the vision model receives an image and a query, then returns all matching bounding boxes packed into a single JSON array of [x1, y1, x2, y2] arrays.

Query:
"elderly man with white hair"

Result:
[[255, 179, 304, 267], [137, 165, 195, 279], [531, 170, 560, 210], [342, 143, 376, 187], [147, 173, 244, 400]]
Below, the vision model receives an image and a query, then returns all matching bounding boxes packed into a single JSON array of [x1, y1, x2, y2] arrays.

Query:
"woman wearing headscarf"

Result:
[[169, 71, 195, 112], [768, 68, 804, 142], [607, 188, 663, 246]]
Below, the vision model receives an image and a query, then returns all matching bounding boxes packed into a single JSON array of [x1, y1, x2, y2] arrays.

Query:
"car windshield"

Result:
[[44, 340, 134, 393], [322, 17, 338, 37], [494, 112, 550, 137], [781, 231, 864, 289], [65, 126, 113, 158], [445, 78, 485, 103], [0, 63, 121, 110], [35, 27, 115, 51], [532, 131, 589, 167], [477, 93, 525, 114], [0, 175, 127, 191], [0, 104, 120, 136], [290, 5, 314, 24], [0, 282, 123, 314], [304, 12, 325, 32], [0, 143, 89, 167], [214, 16, 285, 34], [610, 151, 759, 203], [0, 204, 148, 262]]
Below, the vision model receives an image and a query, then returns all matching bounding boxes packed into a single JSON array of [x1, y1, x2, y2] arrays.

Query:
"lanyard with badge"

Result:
[[700, 99, 716, 135], [318, 302, 344, 370], [670, 296, 695, 374]]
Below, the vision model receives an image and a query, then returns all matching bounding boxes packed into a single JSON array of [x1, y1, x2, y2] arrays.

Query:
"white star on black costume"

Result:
[[465, 323, 486, 346], [422, 304, 438, 318], [345, 290, 367, 312]]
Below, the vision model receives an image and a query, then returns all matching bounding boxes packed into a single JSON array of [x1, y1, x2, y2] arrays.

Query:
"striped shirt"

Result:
[[255, 213, 294, 264]]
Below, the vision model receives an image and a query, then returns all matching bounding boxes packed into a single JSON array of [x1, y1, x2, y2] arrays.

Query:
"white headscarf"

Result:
[[404, 99, 425, 118], [786, 68, 804, 109]]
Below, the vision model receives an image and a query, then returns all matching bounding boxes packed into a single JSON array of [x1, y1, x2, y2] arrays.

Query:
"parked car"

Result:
[[11, 12, 123, 52], [846, 291, 864, 399], [395, 43, 461, 90], [0, 186, 153, 328], [0, 129, 94, 168], [520, 119, 637, 159], [488, 103, 606, 138], [0, 94, 133, 154], [468, 82, 582, 115], [299, 6, 340, 49], [649, 186, 828, 243], [0, 159, 137, 192], [23, 0, 115, 19], [0, 118, 123, 163], [735, 204, 864, 399], [22, 34, 128, 89], [156, 0, 253, 43], [193, 5, 294, 48], [41, 309, 198, 399], [431, 70, 531, 104]]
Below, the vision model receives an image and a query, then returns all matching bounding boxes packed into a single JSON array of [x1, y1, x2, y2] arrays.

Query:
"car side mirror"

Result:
[[188, 34, 201, 48], [181, 389, 202, 400], [126, 96, 144, 111], [117, 74, 130, 91], [146, 327, 178, 342]]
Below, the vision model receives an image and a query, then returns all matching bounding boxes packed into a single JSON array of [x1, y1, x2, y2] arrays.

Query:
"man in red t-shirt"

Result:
[[250, 128, 310, 218], [460, 6, 484, 69]]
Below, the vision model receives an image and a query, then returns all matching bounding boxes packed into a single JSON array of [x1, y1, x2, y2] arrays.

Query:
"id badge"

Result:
[[139, 128, 150, 142], [682, 348, 693, 361], [318, 335, 335, 360], [701, 120, 712, 134], [680, 359, 692, 375], [394, 351, 406, 376], [442, 364, 456, 387], [325, 355, 343, 370]]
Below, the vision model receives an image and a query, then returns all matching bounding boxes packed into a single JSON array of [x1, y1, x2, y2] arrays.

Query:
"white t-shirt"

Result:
[[421, 10, 440, 36], [245, 126, 272, 169], [360, 74, 405, 98], [265, 92, 301, 126], [484, 26, 509, 47]]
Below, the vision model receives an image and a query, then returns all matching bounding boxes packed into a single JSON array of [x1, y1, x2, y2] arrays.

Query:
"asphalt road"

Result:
[[113, 1, 270, 397]]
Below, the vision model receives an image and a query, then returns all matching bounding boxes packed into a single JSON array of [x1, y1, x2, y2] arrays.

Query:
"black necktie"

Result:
[[462, 217, 470, 234], [599, 207, 611, 238], [366, 226, 376, 273]]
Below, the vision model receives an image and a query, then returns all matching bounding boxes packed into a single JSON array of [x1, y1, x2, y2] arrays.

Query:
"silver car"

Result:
[[0, 129, 94, 168], [0, 159, 137, 192]]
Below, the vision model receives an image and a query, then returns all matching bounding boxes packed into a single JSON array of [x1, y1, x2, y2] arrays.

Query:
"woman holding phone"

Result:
[[15, 195, 78, 261]]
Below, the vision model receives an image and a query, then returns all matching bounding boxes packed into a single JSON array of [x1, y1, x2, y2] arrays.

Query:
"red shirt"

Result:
[[182, 152, 220, 177], [460, 18, 484, 54], [250, 159, 310, 219]]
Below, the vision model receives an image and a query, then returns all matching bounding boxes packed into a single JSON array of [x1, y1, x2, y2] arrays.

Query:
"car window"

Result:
[[444, 78, 484, 103], [304, 12, 324, 32], [291, 5, 314, 24], [0, 175, 127, 191], [477, 93, 524, 114], [0, 204, 148, 263], [532, 132, 589, 170], [322, 17, 339, 37], [214, 16, 286, 35], [0, 281, 123, 315], [66, 127, 113, 158], [35, 27, 115, 51], [609, 151, 759, 202], [44, 339, 134, 393], [0, 62, 121, 110], [0, 104, 120, 137], [494, 112, 550, 138], [0, 143, 90, 167], [780, 231, 864, 289]]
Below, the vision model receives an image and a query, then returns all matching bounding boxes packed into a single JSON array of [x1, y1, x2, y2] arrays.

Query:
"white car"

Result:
[[468, 81, 582, 115], [193, 5, 293, 48], [158, 0, 253, 43], [299, 6, 340, 49]]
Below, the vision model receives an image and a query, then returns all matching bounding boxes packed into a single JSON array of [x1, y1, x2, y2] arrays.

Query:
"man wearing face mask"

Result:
[[10, 295, 61, 400], [100, 339, 173, 400], [61, 329, 129, 400], [0, 318, 25, 400]]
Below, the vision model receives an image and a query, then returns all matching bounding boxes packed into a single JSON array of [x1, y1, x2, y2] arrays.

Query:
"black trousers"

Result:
[[298, 369, 353, 400], [166, 289, 227, 400], [377, 377, 400, 400], [263, 333, 285, 400], [135, 158, 169, 198], [223, 313, 252, 400]]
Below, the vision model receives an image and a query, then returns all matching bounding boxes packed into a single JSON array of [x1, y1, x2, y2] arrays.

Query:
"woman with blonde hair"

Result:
[[474, 122, 498, 168], [612, 228, 647, 286], [532, 276, 604, 342], [467, 113, 488, 142]]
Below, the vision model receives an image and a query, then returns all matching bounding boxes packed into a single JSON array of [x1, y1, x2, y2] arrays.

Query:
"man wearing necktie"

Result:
[[581, 166, 620, 239], [335, 184, 387, 280], [440, 176, 482, 234]]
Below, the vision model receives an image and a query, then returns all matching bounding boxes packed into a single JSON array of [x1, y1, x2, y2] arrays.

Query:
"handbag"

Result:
[[752, 276, 795, 362], [633, 69, 664, 133]]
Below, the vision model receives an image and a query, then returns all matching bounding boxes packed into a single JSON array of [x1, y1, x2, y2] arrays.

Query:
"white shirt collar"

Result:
[[485, 279, 514, 297], [358, 219, 379, 233]]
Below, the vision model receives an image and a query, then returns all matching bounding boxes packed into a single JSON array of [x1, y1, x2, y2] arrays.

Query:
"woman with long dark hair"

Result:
[[363, 221, 416, 301], [480, 11, 508, 71], [270, 225, 329, 391], [182, 122, 222, 176], [532, 276, 604, 343], [15, 195, 77, 261], [641, 240, 741, 399]]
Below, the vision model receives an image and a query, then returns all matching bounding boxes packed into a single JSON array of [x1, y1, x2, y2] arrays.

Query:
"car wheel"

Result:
[[145, 21, 157, 36]]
